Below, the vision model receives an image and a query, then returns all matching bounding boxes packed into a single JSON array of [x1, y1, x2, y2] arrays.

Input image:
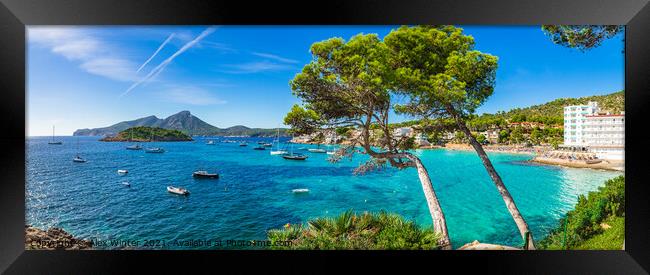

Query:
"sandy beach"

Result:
[[531, 156, 624, 172]]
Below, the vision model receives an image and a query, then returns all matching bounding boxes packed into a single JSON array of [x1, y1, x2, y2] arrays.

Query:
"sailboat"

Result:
[[145, 128, 165, 153], [72, 137, 86, 163], [282, 133, 307, 160], [270, 128, 288, 155], [126, 128, 142, 150], [48, 125, 63, 145]]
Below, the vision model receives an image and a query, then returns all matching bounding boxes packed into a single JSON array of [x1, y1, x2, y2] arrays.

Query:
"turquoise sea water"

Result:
[[26, 136, 622, 249]]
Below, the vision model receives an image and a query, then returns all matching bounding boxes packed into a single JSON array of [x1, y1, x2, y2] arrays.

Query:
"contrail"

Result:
[[136, 33, 175, 73], [121, 27, 217, 97]]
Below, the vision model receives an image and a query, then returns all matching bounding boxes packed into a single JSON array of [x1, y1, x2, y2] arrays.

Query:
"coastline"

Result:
[[531, 156, 624, 172], [291, 139, 627, 171]]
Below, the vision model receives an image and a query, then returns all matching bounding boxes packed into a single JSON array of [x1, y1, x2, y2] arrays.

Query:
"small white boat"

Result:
[[121, 182, 131, 187], [308, 148, 326, 153], [117, 169, 128, 175], [145, 147, 165, 153], [167, 186, 190, 195], [270, 150, 288, 155], [292, 188, 310, 193], [206, 140, 215, 145], [73, 155, 87, 163]]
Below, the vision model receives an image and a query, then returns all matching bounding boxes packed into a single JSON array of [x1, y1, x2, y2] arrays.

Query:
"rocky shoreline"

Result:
[[25, 225, 93, 250]]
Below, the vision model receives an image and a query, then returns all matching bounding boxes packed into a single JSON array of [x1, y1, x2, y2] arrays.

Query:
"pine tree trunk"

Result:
[[402, 153, 452, 249], [448, 106, 536, 250]]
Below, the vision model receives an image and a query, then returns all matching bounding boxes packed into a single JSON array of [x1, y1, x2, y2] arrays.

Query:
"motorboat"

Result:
[[193, 170, 219, 179], [121, 182, 131, 187], [145, 147, 165, 153], [292, 188, 310, 193], [253, 146, 265, 150], [206, 140, 215, 145], [167, 186, 190, 195], [262, 143, 273, 147], [308, 148, 326, 153], [117, 169, 128, 175], [270, 150, 288, 155], [239, 143, 248, 147], [126, 144, 142, 150], [73, 155, 86, 163]]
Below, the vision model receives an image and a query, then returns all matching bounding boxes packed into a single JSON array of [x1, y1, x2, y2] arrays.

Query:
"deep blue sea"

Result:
[[26, 136, 622, 249]]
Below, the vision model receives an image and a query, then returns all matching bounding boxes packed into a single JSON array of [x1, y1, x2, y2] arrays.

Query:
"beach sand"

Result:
[[532, 157, 624, 172]]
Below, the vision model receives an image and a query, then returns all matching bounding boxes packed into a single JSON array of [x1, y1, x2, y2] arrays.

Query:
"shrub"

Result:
[[539, 176, 624, 249], [267, 210, 440, 250]]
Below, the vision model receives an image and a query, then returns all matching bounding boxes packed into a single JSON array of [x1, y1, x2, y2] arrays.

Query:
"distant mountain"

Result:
[[73, 111, 288, 137]]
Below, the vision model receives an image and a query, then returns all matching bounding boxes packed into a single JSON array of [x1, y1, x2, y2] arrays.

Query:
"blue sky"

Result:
[[27, 26, 624, 136]]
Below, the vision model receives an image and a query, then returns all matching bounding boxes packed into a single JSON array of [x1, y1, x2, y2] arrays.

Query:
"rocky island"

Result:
[[100, 126, 193, 142]]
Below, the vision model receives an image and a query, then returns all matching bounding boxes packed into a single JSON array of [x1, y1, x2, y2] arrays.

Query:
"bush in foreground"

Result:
[[539, 176, 624, 249], [267, 210, 440, 250]]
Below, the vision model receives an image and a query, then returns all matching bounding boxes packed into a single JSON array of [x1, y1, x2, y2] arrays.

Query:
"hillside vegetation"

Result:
[[539, 176, 624, 250], [100, 126, 192, 142], [495, 91, 624, 124]]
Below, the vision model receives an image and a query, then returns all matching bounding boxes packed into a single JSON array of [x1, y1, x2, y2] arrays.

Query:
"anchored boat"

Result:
[[145, 147, 165, 153], [167, 186, 190, 195], [48, 125, 63, 145], [193, 170, 219, 179]]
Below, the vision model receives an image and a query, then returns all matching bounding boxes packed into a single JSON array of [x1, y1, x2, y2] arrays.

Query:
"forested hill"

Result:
[[495, 91, 624, 124]]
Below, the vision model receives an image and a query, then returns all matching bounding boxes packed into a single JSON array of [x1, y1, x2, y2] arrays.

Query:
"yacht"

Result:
[[48, 126, 63, 145], [193, 170, 219, 179]]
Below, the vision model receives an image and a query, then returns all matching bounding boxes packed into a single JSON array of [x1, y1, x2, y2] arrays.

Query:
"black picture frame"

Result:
[[1, 0, 649, 273]]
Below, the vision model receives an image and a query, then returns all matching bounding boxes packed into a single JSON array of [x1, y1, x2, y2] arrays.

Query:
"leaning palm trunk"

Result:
[[448, 106, 536, 250]]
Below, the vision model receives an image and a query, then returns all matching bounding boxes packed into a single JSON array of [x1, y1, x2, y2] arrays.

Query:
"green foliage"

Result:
[[476, 134, 487, 144], [498, 91, 624, 124], [283, 104, 321, 135], [335, 126, 352, 138], [386, 25, 498, 118], [575, 216, 624, 250], [114, 126, 192, 141], [539, 176, 625, 249], [267, 210, 440, 250], [541, 25, 623, 51], [509, 127, 524, 144]]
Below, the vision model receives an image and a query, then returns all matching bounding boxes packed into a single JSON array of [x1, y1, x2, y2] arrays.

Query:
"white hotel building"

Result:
[[563, 102, 624, 160]]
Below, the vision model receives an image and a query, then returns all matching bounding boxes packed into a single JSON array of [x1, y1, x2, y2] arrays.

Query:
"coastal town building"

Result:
[[393, 127, 413, 138], [562, 101, 624, 160], [414, 133, 430, 147]]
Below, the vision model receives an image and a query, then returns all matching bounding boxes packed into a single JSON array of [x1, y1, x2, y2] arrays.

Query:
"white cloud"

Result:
[[221, 60, 294, 74], [163, 86, 226, 106], [251, 52, 299, 64], [29, 27, 138, 82]]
